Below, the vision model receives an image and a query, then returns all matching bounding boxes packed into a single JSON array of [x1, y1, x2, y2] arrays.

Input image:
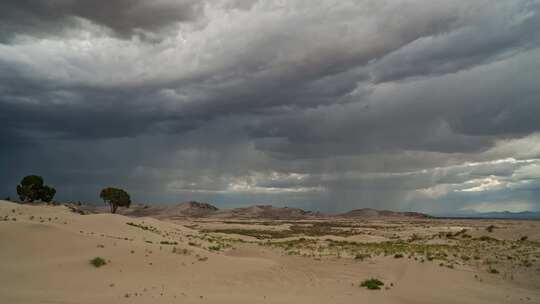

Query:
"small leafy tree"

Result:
[[99, 187, 131, 214], [16, 175, 56, 203]]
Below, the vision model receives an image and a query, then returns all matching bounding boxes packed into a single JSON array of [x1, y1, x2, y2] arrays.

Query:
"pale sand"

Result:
[[1, 200, 538, 304]]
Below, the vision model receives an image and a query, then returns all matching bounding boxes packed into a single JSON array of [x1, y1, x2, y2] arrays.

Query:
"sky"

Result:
[[1, 0, 540, 214]]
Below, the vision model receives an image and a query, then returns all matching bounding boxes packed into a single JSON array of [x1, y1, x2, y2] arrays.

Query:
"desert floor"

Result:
[[1, 200, 539, 304]]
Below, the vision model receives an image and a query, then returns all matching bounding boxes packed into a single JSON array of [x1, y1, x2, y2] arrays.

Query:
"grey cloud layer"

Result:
[[0, 0, 204, 41], [1, 0, 540, 213]]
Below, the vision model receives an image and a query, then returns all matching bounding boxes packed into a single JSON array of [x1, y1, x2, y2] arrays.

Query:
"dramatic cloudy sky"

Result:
[[2, 0, 540, 214]]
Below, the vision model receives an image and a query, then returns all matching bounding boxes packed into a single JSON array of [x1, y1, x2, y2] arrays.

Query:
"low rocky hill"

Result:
[[214, 205, 321, 219], [70, 201, 429, 220]]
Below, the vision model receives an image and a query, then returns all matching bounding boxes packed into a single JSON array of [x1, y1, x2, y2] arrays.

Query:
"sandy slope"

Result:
[[0, 200, 538, 304]]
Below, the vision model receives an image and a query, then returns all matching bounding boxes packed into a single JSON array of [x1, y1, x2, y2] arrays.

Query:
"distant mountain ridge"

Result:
[[214, 205, 322, 219], [173, 201, 219, 217], [63, 201, 540, 220], [440, 211, 540, 220], [338, 208, 431, 219], [80, 201, 432, 220]]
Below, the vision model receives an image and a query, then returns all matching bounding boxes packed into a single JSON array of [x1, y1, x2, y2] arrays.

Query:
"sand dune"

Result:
[[1, 200, 539, 303]]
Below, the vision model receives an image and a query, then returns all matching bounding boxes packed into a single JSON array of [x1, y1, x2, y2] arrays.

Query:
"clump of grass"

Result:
[[90, 257, 107, 268], [160, 240, 178, 245], [354, 253, 371, 261], [486, 225, 496, 233], [394, 253, 404, 259], [172, 247, 190, 255], [488, 267, 499, 274], [408, 233, 421, 242], [520, 260, 532, 267], [126, 222, 160, 233], [454, 229, 468, 237], [478, 235, 497, 242], [360, 278, 384, 290], [208, 245, 222, 251]]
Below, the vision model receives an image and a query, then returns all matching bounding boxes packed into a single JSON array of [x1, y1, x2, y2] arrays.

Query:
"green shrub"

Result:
[[90, 257, 107, 268], [360, 278, 384, 290]]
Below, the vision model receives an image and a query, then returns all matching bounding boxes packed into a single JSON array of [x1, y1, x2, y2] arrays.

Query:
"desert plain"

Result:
[[1, 200, 539, 304]]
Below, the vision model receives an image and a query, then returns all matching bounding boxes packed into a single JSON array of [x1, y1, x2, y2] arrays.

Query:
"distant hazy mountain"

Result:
[[439, 211, 540, 220], [72, 201, 434, 220], [74, 202, 540, 220], [338, 208, 431, 219]]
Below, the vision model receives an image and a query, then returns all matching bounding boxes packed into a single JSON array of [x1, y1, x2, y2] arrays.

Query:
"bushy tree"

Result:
[[16, 175, 56, 203], [99, 187, 131, 214], [40, 186, 56, 202]]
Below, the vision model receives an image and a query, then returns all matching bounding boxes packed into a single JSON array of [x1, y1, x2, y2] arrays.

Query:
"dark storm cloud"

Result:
[[0, 0, 204, 41], [1, 0, 540, 213], [371, 1, 540, 83], [3, 0, 539, 143]]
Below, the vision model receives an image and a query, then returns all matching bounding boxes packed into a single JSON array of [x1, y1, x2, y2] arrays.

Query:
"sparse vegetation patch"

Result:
[[90, 257, 107, 268], [360, 278, 384, 290], [160, 240, 178, 245]]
